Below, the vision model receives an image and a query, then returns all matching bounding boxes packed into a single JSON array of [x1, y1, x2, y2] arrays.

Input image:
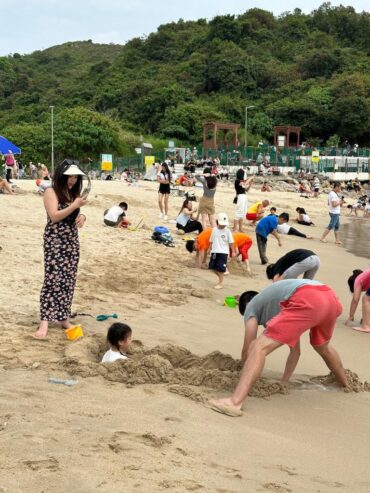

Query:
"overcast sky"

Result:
[[0, 0, 368, 56]]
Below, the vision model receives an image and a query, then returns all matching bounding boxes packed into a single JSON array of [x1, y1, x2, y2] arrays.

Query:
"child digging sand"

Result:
[[101, 323, 132, 363], [209, 212, 234, 289]]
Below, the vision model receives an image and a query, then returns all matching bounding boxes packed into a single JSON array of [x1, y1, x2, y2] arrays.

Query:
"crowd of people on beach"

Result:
[[2, 153, 369, 417]]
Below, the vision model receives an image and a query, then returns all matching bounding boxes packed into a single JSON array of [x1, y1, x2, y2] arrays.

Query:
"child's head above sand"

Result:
[[107, 323, 132, 353]]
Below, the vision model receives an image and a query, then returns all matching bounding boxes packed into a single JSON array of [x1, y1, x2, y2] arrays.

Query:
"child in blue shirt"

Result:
[[256, 212, 289, 264]]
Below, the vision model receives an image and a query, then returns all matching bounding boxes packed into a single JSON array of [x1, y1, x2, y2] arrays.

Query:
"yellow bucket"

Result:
[[65, 325, 84, 341]]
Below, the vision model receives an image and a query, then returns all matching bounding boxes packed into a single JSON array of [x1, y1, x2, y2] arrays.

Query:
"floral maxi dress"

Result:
[[40, 204, 80, 321]]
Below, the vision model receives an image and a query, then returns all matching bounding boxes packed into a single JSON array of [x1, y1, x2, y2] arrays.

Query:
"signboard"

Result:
[[101, 153, 113, 171], [311, 150, 320, 164], [168, 140, 175, 148], [277, 135, 285, 147]]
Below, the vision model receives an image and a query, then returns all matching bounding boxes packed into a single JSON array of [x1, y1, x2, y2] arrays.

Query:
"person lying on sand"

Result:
[[209, 280, 348, 417], [101, 323, 132, 363], [0, 177, 15, 194], [346, 269, 370, 333], [266, 249, 320, 281]]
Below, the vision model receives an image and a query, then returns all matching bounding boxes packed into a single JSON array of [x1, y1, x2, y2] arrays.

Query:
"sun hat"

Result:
[[217, 212, 229, 226], [63, 164, 86, 176]]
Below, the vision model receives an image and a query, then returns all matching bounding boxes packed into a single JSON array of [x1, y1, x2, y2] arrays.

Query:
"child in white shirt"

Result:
[[209, 212, 234, 289], [101, 323, 132, 363]]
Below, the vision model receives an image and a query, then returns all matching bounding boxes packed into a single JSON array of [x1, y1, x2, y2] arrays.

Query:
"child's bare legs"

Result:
[[353, 293, 370, 332], [214, 271, 224, 289], [243, 259, 251, 273]]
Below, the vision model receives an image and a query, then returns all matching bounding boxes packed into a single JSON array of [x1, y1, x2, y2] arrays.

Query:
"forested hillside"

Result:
[[1, 3, 369, 161]]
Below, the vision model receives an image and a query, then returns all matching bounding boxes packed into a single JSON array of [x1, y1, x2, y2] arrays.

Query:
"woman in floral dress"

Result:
[[35, 160, 87, 339]]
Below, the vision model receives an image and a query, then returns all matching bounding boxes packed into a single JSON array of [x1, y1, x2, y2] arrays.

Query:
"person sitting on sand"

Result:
[[176, 199, 203, 234], [295, 207, 315, 226], [345, 268, 370, 333], [179, 172, 195, 187], [208, 280, 348, 417], [246, 200, 270, 225], [104, 202, 129, 228], [255, 212, 289, 265], [261, 182, 272, 192], [101, 323, 132, 363], [266, 249, 320, 281], [269, 207, 277, 216], [209, 212, 234, 289], [36, 178, 52, 194], [40, 163, 50, 180], [0, 176, 15, 194]]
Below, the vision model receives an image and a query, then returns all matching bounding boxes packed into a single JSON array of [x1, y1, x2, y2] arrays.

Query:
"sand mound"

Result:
[[311, 369, 370, 393], [54, 337, 301, 399]]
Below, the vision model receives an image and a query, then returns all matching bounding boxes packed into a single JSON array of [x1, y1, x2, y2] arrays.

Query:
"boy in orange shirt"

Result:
[[186, 229, 252, 271]]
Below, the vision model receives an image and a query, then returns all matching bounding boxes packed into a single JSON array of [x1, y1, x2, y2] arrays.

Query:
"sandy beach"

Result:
[[0, 179, 369, 493]]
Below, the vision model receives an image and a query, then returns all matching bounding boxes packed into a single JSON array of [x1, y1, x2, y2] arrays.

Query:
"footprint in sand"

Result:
[[23, 457, 59, 471], [158, 479, 204, 491], [260, 483, 292, 493], [109, 430, 172, 452]]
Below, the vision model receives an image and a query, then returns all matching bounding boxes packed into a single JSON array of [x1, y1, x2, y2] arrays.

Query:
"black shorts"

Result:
[[209, 253, 228, 273], [159, 184, 170, 194]]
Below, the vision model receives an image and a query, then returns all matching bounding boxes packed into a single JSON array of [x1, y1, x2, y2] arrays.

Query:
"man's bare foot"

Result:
[[335, 240, 342, 245], [214, 284, 223, 289], [208, 398, 243, 417], [224, 270, 230, 276], [352, 326, 370, 333], [307, 235, 313, 239], [320, 238, 327, 243]]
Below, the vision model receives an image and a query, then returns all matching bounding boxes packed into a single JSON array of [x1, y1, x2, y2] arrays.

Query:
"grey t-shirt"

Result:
[[196, 176, 216, 198], [244, 279, 322, 327]]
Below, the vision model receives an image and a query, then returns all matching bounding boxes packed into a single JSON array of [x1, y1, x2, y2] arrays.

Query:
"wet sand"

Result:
[[341, 219, 370, 259], [1, 180, 370, 493]]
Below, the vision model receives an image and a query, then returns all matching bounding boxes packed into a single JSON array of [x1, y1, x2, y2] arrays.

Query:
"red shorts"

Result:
[[264, 285, 343, 348], [246, 212, 258, 220], [238, 239, 252, 261]]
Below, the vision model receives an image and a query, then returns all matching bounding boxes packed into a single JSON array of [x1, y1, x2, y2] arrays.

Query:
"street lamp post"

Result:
[[50, 105, 54, 176], [244, 105, 255, 151]]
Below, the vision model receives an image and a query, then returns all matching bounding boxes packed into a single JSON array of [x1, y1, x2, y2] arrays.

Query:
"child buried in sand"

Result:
[[209, 212, 234, 289], [101, 323, 132, 363]]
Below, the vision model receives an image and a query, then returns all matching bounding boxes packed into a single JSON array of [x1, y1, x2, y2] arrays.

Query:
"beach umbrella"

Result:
[[0, 135, 21, 154]]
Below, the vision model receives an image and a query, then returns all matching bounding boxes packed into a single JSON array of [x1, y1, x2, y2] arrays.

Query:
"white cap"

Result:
[[216, 212, 229, 226], [63, 164, 86, 176]]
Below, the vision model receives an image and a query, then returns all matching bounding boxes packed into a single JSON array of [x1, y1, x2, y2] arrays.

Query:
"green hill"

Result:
[[1, 3, 369, 161]]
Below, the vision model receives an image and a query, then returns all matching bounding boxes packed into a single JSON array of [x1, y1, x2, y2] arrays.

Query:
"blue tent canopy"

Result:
[[0, 135, 21, 154]]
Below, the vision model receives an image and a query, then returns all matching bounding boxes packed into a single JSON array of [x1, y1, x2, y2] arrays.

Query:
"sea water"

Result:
[[341, 219, 370, 260]]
